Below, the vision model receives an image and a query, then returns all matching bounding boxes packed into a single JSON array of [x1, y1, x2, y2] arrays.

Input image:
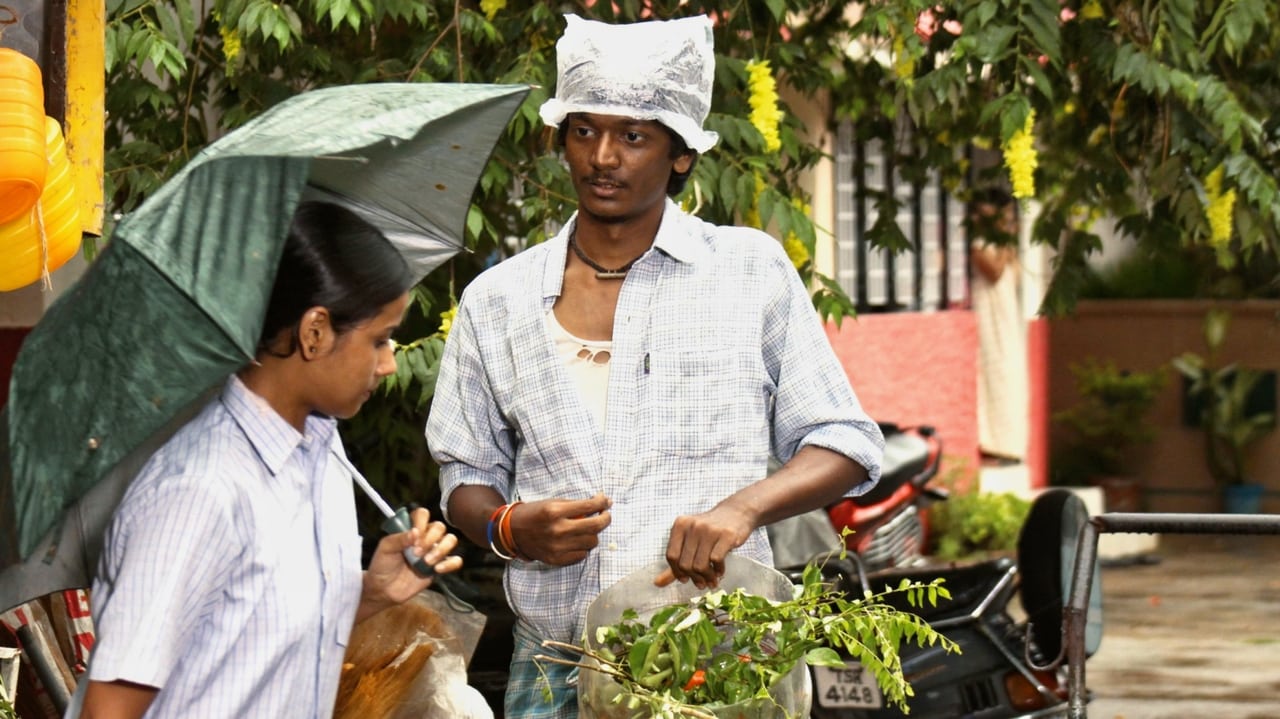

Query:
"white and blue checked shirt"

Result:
[[71, 376, 364, 718], [427, 199, 883, 644]]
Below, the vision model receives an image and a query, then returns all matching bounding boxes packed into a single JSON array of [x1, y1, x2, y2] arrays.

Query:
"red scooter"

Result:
[[769, 423, 1104, 719], [825, 423, 947, 571]]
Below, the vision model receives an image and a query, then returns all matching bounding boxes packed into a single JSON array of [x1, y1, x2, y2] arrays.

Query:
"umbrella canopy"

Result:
[[0, 82, 529, 611]]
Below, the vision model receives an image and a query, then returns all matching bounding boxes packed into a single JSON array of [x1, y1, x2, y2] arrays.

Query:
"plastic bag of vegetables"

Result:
[[537, 555, 956, 719]]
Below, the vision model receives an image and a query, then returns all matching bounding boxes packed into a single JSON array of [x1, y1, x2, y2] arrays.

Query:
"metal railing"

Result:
[[1064, 512, 1280, 719]]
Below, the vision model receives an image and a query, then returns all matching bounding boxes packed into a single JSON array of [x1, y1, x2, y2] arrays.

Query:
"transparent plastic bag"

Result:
[[578, 555, 812, 719]]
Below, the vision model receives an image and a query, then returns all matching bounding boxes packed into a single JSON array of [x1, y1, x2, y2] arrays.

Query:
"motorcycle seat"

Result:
[[840, 557, 1016, 621]]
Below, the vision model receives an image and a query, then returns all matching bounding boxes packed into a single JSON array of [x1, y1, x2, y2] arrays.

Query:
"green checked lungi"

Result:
[[506, 620, 580, 718]]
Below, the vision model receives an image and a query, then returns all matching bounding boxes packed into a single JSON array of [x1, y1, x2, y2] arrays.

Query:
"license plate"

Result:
[[815, 663, 884, 709]]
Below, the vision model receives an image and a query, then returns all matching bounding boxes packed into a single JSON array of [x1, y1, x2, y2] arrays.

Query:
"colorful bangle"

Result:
[[494, 502, 519, 559], [500, 500, 526, 560], [488, 504, 515, 561]]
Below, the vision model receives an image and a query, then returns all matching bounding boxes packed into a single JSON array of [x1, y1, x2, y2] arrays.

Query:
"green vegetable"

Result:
[[538, 558, 960, 717]]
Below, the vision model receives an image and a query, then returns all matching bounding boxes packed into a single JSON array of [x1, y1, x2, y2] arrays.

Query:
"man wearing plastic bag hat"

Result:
[[426, 13, 884, 717]]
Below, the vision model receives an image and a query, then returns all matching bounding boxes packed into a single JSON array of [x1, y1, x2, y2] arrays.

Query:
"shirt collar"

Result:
[[222, 375, 337, 476], [541, 199, 710, 298], [651, 198, 711, 265]]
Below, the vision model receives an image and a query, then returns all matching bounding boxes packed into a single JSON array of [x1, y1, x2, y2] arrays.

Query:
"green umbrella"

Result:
[[0, 82, 528, 610]]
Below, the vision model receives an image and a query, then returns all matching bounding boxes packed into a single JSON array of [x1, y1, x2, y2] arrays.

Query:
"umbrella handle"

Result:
[[380, 507, 437, 578]]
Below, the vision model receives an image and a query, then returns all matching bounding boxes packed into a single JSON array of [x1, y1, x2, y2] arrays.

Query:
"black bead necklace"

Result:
[[569, 231, 647, 280]]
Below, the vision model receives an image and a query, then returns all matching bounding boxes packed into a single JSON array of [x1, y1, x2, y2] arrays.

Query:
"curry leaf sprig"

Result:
[[537, 562, 958, 717]]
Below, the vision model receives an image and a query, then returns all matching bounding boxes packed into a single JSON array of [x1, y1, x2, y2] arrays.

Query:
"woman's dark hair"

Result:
[[256, 200, 414, 356], [555, 116, 699, 197]]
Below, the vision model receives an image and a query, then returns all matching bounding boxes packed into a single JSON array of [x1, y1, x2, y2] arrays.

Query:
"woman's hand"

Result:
[[80, 679, 159, 719], [356, 507, 462, 623]]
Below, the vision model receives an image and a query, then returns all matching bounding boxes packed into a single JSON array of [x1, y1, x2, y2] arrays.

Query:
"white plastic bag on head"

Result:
[[538, 13, 720, 153]]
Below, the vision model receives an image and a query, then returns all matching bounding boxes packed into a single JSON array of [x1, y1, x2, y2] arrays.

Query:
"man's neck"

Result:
[[573, 202, 666, 266]]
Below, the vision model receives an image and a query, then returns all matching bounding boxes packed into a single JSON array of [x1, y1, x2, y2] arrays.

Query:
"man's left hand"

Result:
[[656, 504, 753, 589]]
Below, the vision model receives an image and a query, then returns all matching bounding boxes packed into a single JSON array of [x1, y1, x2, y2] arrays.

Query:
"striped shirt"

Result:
[[71, 376, 364, 718], [427, 199, 883, 645]]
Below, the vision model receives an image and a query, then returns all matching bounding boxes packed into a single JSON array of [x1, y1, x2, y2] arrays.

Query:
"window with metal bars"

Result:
[[834, 120, 969, 313]]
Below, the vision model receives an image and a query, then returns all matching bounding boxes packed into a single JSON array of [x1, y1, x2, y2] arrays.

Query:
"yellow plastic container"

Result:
[[0, 48, 47, 225], [0, 117, 82, 291]]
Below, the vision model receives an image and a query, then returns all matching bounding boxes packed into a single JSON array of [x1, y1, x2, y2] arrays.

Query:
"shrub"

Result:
[[929, 490, 1032, 562]]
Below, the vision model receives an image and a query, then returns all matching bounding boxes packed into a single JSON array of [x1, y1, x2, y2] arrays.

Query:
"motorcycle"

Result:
[[770, 424, 1104, 719], [807, 487, 1102, 718], [824, 423, 948, 572]]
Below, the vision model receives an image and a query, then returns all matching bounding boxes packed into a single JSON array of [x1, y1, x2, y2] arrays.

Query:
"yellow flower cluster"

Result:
[[746, 59, 782, 153], [480, 0, 506, 21], [1002, 110, 1038, 199], [892, 35, 916, 81], [783, 197, 811, 270], [1203, 166, 1236, 247], [217, 16, 242, 67], [1081, 0, 1105, 19], [784, 233, 810, 270], [438, 304, 458, 339]]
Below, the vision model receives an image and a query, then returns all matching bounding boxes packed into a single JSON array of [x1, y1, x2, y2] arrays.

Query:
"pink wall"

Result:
[[825, 311, 980, 487], [1026, 318, 1049, 488], [826, 310, 1050, 491]]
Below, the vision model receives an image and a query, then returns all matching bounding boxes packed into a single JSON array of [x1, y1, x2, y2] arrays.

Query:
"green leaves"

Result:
[[566, 558, 957, 715], [383, 335, 446, 408], [930, 489, 1033, 561], [106, 7, 189, 79], [238, 0, 302, 49]]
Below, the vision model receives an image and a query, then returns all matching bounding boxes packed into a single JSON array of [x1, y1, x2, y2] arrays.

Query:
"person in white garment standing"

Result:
[[71, 202, 464, 719], [970, 187, 1029, 466]]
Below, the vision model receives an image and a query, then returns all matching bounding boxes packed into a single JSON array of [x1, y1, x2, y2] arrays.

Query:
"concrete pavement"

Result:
[[1082, 533, 1280, 719]]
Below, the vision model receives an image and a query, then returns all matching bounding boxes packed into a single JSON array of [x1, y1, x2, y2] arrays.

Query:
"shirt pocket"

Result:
[[648, 348, 736, 457]]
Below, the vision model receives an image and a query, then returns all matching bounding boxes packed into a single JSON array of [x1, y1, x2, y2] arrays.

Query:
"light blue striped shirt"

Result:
[[72, 376, 364, 718], [427, 200, 883, 644]]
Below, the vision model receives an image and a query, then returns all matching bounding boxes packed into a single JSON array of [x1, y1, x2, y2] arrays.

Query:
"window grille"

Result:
[[834, 120, 969, 313]]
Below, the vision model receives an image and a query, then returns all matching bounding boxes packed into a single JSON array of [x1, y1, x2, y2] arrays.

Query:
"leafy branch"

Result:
[[541, 560, 957, 717]]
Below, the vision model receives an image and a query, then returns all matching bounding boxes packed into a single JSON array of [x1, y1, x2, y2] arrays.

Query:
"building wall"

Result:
[[1048, 300, 1280, 512], [825, 310, 981, 489]]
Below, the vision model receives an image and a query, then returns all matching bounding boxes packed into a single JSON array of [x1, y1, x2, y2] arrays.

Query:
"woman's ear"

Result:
[[299, 306, 334, 360]]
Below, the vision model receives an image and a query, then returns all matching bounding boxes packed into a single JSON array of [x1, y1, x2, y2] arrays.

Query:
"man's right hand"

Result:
[[510, 493, 612, 565]]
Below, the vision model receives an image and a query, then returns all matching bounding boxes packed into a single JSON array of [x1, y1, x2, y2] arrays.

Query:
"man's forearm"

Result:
[[447, 484, 508, 548], [718, 445, 868, 529]]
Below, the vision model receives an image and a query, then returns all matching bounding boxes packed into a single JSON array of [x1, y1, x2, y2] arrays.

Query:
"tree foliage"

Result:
[[841, 0, 1280, 314], [103, 0, 1280, 497], [103, 0, 865, 505]]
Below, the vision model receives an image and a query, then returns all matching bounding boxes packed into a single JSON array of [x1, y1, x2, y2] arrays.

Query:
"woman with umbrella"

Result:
[[68, 200, 463, 718]]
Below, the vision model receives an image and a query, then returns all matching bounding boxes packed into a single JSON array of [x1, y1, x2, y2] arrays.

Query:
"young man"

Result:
[[426, 14, 883, 717]]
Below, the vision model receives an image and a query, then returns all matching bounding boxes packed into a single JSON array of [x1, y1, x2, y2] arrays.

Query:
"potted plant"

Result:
[[1171, 309, 1276, 513], [1052, 358, 1168, 511], [928, 488, 1032, 562]]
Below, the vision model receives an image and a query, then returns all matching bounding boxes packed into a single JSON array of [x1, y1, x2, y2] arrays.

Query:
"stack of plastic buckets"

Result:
[[0, 47, 82, 291]]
